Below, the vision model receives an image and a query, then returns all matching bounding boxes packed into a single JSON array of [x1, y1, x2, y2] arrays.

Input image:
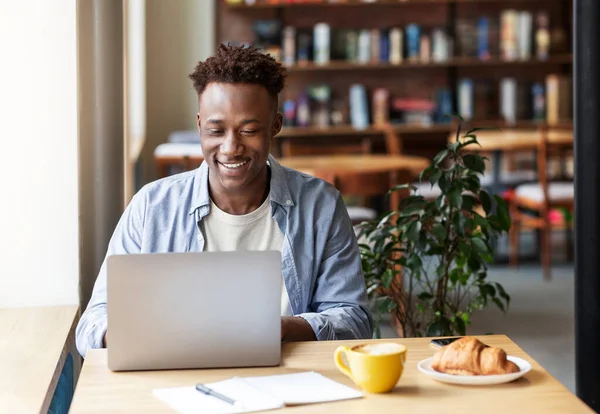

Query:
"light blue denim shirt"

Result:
[[76, 155, 373, 357]]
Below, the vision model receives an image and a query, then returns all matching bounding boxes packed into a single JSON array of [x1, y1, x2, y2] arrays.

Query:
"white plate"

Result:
[[417, 356, 532, 385]]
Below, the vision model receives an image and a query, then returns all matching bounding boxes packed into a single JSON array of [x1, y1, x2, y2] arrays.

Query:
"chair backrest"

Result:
[[381, 123, 403, 155], [537, 125, 574, 211]]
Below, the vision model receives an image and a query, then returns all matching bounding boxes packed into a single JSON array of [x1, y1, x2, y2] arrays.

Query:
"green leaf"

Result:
[[462, 194, 477, 211], [454, 316, 466, 336], [468, 254, 481, 272], [487, 215, 503, 231], [481, 283, 496, 298], [463, 154, 486, 173], [382, 269, 394, 289], [418, 292, 433, 301], [433, 149, 449, 165], [418, 165, 434, 183], [429, 169, 443, 186], [480, 190, 492, 215], [462, 175, 481, 193], [494, 282, 511, 307], [465, 126, 498, 135], [454, 213, 466, 236], [406, 220, 422, 242], [400, 202, 426, 216], [432, 223, 447, 241], [438, 174, 451, 192], [427, 321, 444, 337], [492, 297, 506, 312], [416, 303, 425, 312], [494, 195, 511, 231], [471, 237, 489, 255], [449, 188, 463, 208], [407, 254, 423, 269]]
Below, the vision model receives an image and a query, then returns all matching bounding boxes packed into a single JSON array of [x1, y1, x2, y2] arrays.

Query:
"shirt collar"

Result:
[[188, 154, 295, 215]]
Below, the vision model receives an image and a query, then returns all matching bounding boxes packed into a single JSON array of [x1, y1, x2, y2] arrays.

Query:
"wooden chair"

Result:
[[509, 127, 574, 280], [381, 123, 440, 200]]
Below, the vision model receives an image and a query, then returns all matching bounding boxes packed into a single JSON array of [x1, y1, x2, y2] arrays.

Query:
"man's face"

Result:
[[197, 82, 282, 195]]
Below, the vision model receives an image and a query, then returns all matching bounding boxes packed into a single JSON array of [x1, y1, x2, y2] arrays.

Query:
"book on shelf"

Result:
[[313, 23, 331, 65], [379, 29, 390, 63], [532, 82, 546, 122], [432, 29, 450, 62], [405, 24, 420, 63], [517, 11, 533, 60], [546, 74, 572, 126], [456, 19, 477, 58], [500, 10, 518, 61], [282, 26, 296, 66], [420, 34, 431, 63], [458, 79, 474, 121], [500, 77, 517, 125], [389, 28, 403, 64], [535, 11, 551, 60], [370, 29, 381, 63], [477, 17, 490, 60], [358, 29, 371, 63], [349, 84, 370, 130]]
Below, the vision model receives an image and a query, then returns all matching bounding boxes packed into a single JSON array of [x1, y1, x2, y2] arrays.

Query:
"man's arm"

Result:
[[297, 194, 374, 341], [75, 191, 145, 357]]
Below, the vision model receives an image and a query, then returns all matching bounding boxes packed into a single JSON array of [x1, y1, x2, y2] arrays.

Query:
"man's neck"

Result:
[[209, 167, 270, 215]]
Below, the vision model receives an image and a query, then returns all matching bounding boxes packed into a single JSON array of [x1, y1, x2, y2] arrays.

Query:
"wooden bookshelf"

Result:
[[285, 54, 573, 72], [278, 123, 452, 138], [226, 0, 567, 9], [217, 0, 573, 158]]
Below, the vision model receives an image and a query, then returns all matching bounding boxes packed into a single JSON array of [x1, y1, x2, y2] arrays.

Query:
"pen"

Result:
[[195, 383, 245, 408]]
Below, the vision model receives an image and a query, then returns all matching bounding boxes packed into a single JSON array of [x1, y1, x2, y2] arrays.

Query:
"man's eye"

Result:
[[241, 130, 257, 135], [208, 129, 223, 135]]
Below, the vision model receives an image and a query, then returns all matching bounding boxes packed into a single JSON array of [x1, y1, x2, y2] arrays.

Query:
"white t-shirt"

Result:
[[201, 195, 292, 316]]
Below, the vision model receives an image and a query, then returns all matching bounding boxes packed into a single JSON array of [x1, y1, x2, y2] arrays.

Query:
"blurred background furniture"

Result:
[[509, 127, 574, 280]]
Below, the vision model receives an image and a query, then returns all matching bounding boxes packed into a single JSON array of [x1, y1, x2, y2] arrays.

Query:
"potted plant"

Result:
[[358, 121, 511, 338]]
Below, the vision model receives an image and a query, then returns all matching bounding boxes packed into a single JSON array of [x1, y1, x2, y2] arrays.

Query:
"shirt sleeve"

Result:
[[298, 193, 374, 340], [75, 191, 145, 358]]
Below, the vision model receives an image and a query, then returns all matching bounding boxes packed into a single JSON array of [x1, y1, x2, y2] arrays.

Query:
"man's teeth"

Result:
[[221, 160, 248, 169]]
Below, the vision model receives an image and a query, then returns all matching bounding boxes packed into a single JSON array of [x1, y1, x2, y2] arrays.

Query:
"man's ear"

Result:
[[272, 112, 283, 139], [196, 113, 201, 131]]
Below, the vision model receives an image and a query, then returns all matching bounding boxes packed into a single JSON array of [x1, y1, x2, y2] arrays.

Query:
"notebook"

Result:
[[153, 371, 363, 414]]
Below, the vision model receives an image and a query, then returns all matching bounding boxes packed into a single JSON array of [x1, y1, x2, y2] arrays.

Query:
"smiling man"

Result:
[[75, 44, 372, 358]]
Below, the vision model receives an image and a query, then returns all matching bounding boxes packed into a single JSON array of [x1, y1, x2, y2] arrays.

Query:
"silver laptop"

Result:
[[106, 251, 282, 371]]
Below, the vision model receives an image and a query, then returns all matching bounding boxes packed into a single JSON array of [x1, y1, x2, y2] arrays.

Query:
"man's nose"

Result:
[[220, 131, 241, 156]]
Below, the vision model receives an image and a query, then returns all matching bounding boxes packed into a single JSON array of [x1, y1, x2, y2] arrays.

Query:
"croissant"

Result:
[[431, 337, 520, 376]]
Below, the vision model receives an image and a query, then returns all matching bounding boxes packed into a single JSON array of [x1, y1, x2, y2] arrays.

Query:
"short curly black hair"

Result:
[[189, 44, 287, 99]]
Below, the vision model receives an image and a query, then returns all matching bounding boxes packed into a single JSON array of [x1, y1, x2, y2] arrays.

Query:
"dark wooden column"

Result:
[[574, 0, 600, 410]]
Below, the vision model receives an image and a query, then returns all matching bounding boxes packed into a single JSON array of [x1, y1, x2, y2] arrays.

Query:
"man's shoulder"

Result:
[[134, 170, 198, 206], [279, 165, 340, 203]]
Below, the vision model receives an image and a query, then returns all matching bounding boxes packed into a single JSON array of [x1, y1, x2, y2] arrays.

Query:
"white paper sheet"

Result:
[[153, 371, 363, 413]]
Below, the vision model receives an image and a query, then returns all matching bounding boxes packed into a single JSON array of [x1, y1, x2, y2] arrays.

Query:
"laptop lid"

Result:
[[107, 250, 282, 371]]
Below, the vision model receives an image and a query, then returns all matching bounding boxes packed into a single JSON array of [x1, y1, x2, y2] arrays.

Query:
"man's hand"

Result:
[[281, 316, 317, 342]]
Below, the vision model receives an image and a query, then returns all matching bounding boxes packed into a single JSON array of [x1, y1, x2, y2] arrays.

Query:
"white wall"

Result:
[[140, 0, 215, 185], [0, 1, 79, 306]]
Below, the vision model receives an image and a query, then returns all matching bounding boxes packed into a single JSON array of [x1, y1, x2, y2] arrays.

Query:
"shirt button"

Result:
[[286, 200, 292, 205]]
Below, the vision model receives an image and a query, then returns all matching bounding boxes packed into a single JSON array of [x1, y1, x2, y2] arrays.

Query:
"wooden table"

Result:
[[70, 335, 592, 413], [451, 129, 573, 152], [279, 154, 430, 210], [448, 129, 574, 195], [278, 154, 429, 177], [0, 305, 80, 413]]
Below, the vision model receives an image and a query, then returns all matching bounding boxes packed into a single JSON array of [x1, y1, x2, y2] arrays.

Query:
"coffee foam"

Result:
[[355, 343, 405, 356]]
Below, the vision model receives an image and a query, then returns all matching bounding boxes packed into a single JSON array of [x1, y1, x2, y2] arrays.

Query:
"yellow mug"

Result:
[[334, 342, 407, 393]]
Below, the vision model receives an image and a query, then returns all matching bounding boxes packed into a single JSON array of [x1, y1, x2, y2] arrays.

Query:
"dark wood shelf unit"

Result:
[[284, 54, 572, 72], [217, 0, 574, 158], [225, 0, 568, 10]]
